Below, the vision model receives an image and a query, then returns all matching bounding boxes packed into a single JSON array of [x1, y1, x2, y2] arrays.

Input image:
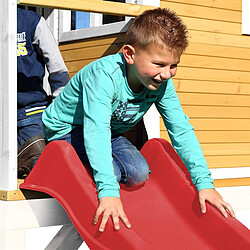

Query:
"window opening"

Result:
[[103, 0, 126, 25], [70, 0, 126, 30]]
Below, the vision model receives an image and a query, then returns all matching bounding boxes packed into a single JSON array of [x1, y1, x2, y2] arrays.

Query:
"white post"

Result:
[[242, 0, 250, 35], [90, 13, 103, 27], [0, 0, 17, 190]]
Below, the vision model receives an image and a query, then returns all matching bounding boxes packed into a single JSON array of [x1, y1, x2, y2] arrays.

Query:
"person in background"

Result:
[[17, 7, 70, 178]]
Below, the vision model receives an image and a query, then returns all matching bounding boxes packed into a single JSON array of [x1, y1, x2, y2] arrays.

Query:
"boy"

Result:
[[42, 8, 235, 232]]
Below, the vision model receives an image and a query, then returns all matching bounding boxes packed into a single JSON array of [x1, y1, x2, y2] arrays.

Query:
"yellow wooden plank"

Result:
[[60, 38, 250, 61], [60, 33, 249, 60], [177, 92, 250, 107], [63, 38, 250, 75], [59, 33, 125, 51], [65, 59, 93, 73], [200, 143, 250, 156], [160, 118, 250, 131], [185, 42, 250, 61], [177, 67, 250, 84], [182, 106, 250, 119], [182, 16, 241, 35], [0, 189, 51, 201], [160, 1, 241, 23], [160, 132, 171, 143], [18, 0, 241, 21], [160, 0, 241, 11], [18, 0, 155, 17], [190, 119, 250, 131], [160, 130, 250, 143], [156, 133, 250, 156], [195, 131, 250, 143], [69, 72, 76, 79], [0, 179, 51, 201], [0, 179, 23, 200], [61, 43, 123, 62], [173, 79, 250, 96], [206, 155, 250, 168], [179, 54, 250, 73], [214, 178, 250, 187], [160, 124, 250, 155], [0, 189, 25, 201], [189, 30, 250, 49], [64, 52, 124, 73]]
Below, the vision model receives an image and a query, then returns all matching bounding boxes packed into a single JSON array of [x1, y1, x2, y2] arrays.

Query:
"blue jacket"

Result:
[[17, 7, 70, 120]]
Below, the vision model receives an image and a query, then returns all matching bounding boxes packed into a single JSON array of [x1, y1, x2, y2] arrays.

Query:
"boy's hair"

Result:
[[125, 8, 189, 54]]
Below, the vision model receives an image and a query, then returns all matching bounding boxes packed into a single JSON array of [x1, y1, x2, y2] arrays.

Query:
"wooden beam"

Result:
[[0, 189, 25, 201], [0, 179, 51, 201], [0, 179, 25, 201], [17, 0, 156, 17], [214, 178, 250, 188]]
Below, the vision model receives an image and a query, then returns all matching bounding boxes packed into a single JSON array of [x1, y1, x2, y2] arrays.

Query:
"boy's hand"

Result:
[[198, 188, 235, 218], [93, 197, 131, 232]]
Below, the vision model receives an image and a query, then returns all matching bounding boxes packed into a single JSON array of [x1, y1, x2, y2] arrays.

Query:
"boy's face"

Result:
[[124, 44, 180, 92]]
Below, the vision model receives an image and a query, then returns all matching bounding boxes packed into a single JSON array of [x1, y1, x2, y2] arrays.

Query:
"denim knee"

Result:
[[111, 136, 150, 186], [113, 155, 149, 186], [125, 158, 149, 186]]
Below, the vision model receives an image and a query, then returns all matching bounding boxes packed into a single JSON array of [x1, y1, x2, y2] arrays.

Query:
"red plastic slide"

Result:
[[20, 139, 250, 249]]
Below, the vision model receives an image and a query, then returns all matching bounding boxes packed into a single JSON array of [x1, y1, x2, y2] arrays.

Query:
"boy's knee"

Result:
[[126, 162, 150, 186]]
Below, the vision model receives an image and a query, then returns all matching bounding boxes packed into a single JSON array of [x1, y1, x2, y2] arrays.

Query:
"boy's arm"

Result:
[[33, 17, 70, 98], [81, 69, 131, 231], [81, 69, 120, 198], [156, 79, 214, 191], [155, 79, 235, 217]]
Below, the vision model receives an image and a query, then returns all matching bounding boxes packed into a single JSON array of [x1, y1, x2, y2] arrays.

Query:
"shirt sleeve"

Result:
[[33, 17, 70, 98], [81, 69, 120, 199], [155, 79, 214, 191]]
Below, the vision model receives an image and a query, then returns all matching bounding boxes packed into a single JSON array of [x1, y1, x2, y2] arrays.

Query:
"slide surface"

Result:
[[20, 139, 250, 250]]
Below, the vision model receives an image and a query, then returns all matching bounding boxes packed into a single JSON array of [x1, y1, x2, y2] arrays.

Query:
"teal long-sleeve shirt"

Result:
[[42, 53, 214, 198]]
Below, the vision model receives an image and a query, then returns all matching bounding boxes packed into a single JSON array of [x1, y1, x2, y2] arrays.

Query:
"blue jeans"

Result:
[[54, 127, 150, 185], [17, 112, 45, 148]]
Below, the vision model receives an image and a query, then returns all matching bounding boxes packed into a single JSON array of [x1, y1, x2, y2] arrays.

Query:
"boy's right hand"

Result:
[[93, 197, 131, 232]]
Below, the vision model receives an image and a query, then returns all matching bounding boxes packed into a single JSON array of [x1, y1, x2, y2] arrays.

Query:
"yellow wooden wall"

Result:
[[160, 0, 250, 187], [60, 34, 125, 78], [59, 0, 250, 187]]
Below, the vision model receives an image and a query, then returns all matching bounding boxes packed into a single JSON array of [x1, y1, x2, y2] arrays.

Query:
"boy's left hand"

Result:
[[198, 188, 235, 218]]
